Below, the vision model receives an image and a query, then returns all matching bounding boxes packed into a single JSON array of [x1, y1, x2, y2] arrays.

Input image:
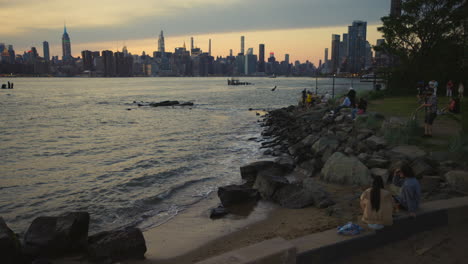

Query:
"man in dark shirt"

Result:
[[417, 89, 437, 137]]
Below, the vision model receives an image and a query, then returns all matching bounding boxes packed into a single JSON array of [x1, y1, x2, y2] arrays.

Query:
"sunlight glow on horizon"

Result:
[[53, 24, 383, 66]]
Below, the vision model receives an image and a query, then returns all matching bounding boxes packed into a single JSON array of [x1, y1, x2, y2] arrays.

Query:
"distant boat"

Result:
[[227, 78, 253, 85]]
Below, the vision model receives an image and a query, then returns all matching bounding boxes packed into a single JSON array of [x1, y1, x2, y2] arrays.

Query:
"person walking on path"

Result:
[[446, 80, 454, 97], [459, 81, 464, 99], [360, 176, 394, 230], [392, 164, 421, 217], [417, 89, 437, 137]]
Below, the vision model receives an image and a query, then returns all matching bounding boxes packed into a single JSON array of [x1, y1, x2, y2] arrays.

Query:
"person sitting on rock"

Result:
[[360, 176, 394, 230], [393, 163, 421, 217], [357, 97, 368, 115]]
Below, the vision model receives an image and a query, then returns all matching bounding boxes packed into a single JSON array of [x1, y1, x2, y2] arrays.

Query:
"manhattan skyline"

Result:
[[2, 0, 390, 65]]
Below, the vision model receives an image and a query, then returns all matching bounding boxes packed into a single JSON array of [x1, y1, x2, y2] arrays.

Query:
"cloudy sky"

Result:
[[1, 0, 391, 65]]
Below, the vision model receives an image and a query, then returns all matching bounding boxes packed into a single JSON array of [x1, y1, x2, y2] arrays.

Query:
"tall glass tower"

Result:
[[62, 25, 72, 62], [158, 31, 165, 53]]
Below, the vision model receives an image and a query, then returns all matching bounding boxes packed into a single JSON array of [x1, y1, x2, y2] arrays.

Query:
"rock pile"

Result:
[[214, 103, 468, 218], [0, 212, 146, 264]]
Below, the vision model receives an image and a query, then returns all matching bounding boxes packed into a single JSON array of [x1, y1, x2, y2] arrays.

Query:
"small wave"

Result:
[[137, 177, 215, 206]]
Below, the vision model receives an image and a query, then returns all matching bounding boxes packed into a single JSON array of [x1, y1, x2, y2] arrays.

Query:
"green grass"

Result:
[[365, 95, 468, 157]]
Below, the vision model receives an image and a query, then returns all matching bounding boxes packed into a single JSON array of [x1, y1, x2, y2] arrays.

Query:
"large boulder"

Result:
[[321, 152, 371, 185], [0, 217, 22, 264], [273, 178, 334, 209], [311, 137, 339, 156], [294, 159, 317, 178], [288, 135, 319, 156], [365, 136, 387, 150], [253, 168, 289, 200], [23, 212, 89, 258], [217, 184, 259, 207], [240, 161, 290, 185], [444, 170, 468, 194], [420, 176, 442, 193], [389, 145, 426, 161], [87, 227, 146, 262], [410, 158, 437, 178]]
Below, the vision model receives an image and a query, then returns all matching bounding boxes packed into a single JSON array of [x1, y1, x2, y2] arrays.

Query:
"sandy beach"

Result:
[[126, 182, 364, 264]]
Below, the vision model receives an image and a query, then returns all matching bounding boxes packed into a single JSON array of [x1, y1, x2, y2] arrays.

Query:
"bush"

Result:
[[383, 118, 422, 145]]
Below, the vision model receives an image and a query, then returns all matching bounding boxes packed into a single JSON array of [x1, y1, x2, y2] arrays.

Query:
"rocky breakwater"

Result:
[[213, 103, 468, 218], [0, 212, 146, 264]]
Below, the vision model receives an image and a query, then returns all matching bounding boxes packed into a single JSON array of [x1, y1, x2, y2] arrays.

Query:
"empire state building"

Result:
[[62, 25, 72, 62]]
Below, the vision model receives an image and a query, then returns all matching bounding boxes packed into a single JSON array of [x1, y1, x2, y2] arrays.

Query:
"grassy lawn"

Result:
[[364, 95, 468, 155]]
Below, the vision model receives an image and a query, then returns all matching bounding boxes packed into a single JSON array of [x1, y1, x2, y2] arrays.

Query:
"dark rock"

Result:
[[31, 258, 52, 264], [420, 176, 442, 193], [366, 158, 390, 168], [311, 137, 339, 156], [444, 170, 468, 194], [254, 168, 289, 200], [210, 206, 229, 219], [356, 129, 374, 141], [357, 153, 369, 161], [240, 161, 288, 185], [410, 158, 436, 178], [217, 184, 259, 207], [295, 159, 316, 178], [263, 149, 273, 155], [23, 212, 89, 258], [273, 178, 333, 209], [321, 152, 371, 185], [87, 227, 146, 262], [0, 217, 22, 264], [365, 136, 387, 150], [389, 145, 426, 161]]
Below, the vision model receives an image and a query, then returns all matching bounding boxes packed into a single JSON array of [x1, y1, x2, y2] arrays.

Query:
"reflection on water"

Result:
[[0, 77, 373, 234]]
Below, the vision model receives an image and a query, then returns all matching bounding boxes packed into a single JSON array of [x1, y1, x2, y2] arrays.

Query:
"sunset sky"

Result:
[[1, 0, 391, 65]]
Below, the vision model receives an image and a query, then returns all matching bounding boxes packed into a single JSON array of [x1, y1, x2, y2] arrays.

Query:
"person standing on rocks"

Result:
[[301, 89, 307, 108], [417, 88, 437, 137], [360, 176, 394, 230], [393, 164, 421, 217]]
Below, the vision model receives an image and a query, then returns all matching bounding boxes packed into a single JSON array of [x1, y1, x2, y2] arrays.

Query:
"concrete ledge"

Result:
[[195, 237, 296, 264]]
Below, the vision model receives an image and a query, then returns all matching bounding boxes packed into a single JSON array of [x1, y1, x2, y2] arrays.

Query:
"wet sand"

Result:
[[129, 182, 364, 264]]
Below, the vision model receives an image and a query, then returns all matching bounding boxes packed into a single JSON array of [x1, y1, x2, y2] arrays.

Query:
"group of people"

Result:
[[300, 89, 331, 109], [360, 163, 421, 230], [332, 87, 367, 119], [1, 81, 14, 89], [416, 79, 463, 138]]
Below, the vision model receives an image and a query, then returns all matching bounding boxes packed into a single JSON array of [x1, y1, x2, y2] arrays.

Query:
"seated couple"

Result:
[[360, 163, 421, 230]]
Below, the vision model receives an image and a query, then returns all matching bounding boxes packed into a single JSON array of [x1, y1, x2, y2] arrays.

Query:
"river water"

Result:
[[0, 77, 373, 234]]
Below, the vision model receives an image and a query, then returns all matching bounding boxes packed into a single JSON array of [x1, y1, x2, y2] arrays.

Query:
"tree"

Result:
[[376, 0, 467, 94]]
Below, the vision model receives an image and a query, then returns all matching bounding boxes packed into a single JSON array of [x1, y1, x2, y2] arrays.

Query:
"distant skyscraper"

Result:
[[331, 34, 340, 73], [43, 41, 50, 62], [7, 45, 15, 64], [245, 48, 257, 75], [229, 49, 233, 57], [347, 20, 367, 73], [62, 25, 72, 62], [324, 48, 329, 63], [390, 0, 402, 17], [209, 39, 211, 56], [102, 50, 115, 77], [258, 44, 265, 73], [285, 54, 290, 65], [191, 37, 194, 51], [82, 50, 93, 71], [158, 30, 165, 53], [240, 36, 245, 55], [122, 46, 128, 57]]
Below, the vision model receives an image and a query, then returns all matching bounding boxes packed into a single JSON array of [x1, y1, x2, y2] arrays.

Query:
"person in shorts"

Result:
[[417, 88, 437, 137]]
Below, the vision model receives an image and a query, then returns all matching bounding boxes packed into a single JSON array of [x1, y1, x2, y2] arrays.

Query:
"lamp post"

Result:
[[315, 75, 318, 95], [332, 74, 336, 99]]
